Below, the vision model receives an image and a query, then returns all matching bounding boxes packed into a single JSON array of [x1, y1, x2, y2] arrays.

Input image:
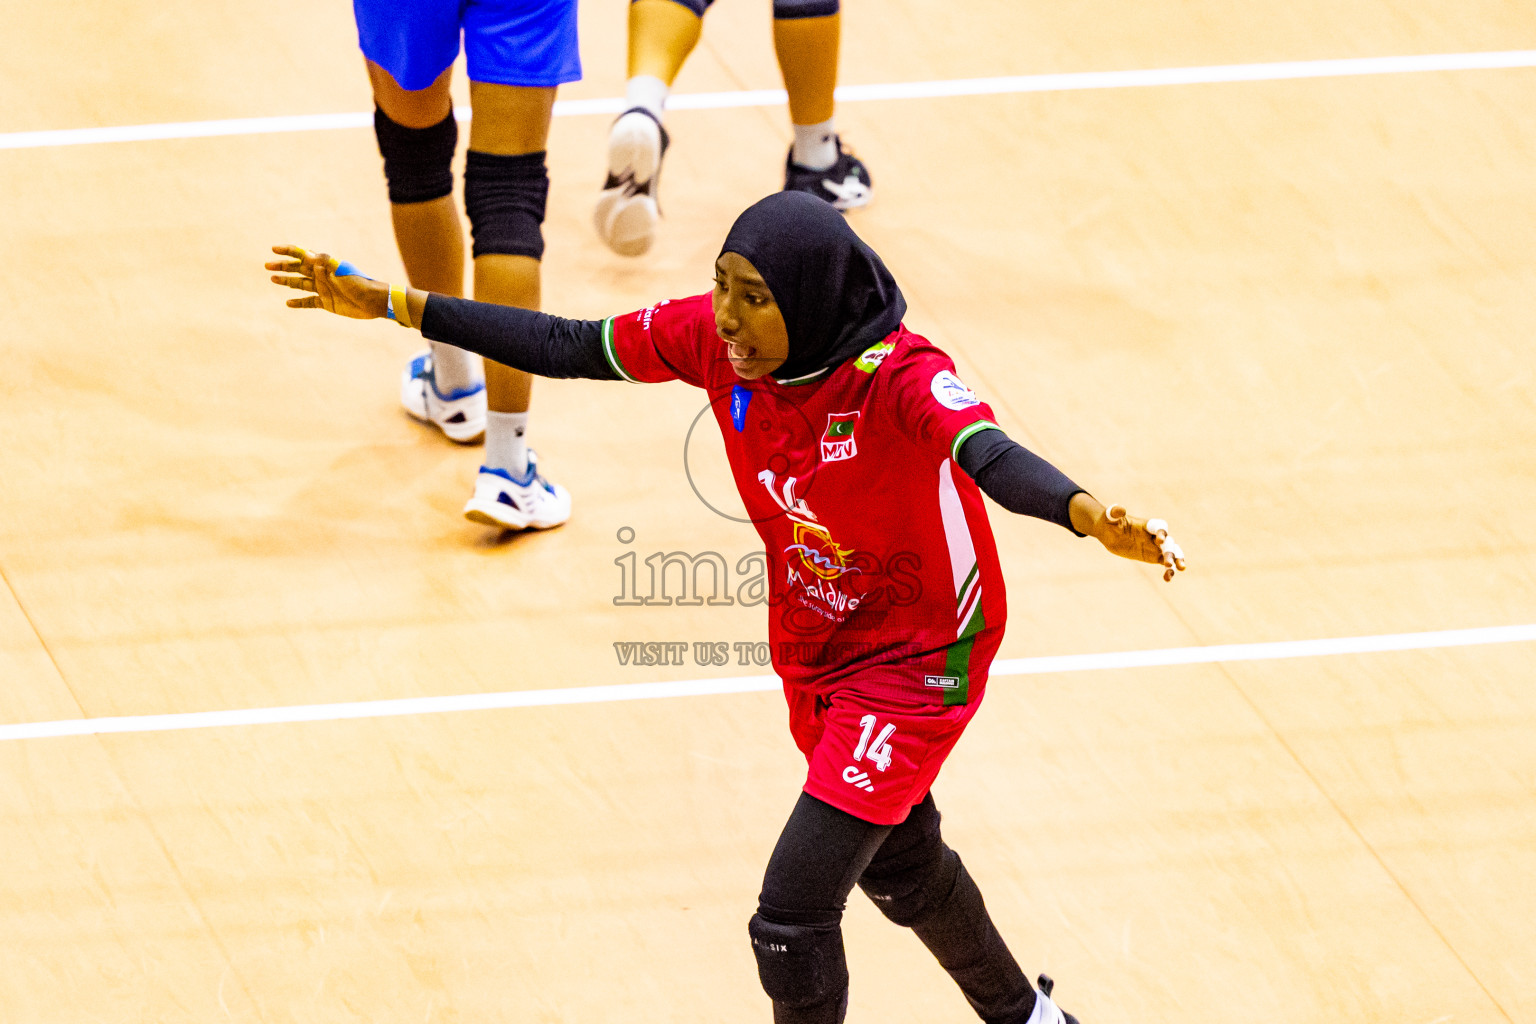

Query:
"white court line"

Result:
[[3, 50, 1535, 151], [2, 624, 1532, 742]]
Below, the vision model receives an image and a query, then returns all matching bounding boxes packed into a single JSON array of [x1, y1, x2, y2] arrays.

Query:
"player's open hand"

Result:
[[1070, 494, 1187, 582], [1100, 505, 1186, 581], [266, 245, 386, 320]]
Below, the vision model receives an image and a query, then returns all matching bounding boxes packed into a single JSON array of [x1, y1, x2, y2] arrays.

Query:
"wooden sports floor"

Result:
[[3, 1, 1534, 1021]]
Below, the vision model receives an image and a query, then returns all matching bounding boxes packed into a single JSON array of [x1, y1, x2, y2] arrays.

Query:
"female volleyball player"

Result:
[[268, 190, 1186, 1024]]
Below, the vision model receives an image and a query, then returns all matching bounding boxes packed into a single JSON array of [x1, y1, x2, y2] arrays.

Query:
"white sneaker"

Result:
[[400, 350, 487, 444], [1028, 975, 1079, 1024], [462, 451, 572, 531], [594, 108, 669, 257]]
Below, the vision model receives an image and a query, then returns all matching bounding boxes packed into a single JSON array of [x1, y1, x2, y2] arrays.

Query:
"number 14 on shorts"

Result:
[[852, 715, 896, 772]]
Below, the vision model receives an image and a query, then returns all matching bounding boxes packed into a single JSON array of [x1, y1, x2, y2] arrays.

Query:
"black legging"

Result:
[[751, 791, 1037, 1024]]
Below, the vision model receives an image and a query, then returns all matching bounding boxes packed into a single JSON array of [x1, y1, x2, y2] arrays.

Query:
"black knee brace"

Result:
[[749, 912, 848, 1016], [860, 844, 960, 928], [638, 0, 713, 16], [463, 150, 549, 260], [373, 107, 458, 205], [857, 796, 951, 926], [772, 0, 839, 19]]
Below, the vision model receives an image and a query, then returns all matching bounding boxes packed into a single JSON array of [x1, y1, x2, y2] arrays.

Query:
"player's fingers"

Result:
[[285, 295, 321, 308], [1104, 504, 1129, 526], [1164, 539, 1186, 571], [264, 260, 306, 273]]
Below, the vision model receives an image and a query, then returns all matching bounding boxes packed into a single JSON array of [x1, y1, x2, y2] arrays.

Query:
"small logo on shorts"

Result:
[[924, 674, 960, 690], [842, 765, 876, 792]]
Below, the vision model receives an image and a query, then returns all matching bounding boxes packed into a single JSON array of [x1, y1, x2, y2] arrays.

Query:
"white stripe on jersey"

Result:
[[937, 459, 981, 637]]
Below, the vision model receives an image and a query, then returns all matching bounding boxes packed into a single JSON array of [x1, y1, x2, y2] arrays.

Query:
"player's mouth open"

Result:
[[724, 337, 755, 366]]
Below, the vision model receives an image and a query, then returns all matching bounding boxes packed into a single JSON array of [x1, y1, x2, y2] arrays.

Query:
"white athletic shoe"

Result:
[[1029, 975, 1080, 1024], [462, 451, 572, 531], [400, 350, 487, 444], [594, 108, 669, 257]]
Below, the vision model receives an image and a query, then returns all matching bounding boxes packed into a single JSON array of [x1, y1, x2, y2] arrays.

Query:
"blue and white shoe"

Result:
[[400, 350, 487, 444], [462, 451, 572, 531]]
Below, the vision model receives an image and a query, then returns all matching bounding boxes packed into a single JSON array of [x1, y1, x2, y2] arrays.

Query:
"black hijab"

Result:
[[719, 191, 906, 383]]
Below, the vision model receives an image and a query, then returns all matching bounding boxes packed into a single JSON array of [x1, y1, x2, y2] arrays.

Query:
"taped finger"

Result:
[[1105, 504, 1129, 525]]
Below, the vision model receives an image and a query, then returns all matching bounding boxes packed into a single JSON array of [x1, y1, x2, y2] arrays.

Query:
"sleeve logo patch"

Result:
[[931, 371, 980, 410]]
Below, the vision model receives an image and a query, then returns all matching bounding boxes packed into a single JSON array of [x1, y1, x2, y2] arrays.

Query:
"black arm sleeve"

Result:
[[419, 294, 621, 381], [956, 427, 1087, 535]]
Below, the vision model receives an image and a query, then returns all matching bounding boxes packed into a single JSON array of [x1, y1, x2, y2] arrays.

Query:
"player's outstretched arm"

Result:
[[1068, 492, 1188, 582], [264, 245, 621, 382]]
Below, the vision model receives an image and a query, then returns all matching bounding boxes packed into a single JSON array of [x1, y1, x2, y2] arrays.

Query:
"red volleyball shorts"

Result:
[[786, 683, 985, 826]]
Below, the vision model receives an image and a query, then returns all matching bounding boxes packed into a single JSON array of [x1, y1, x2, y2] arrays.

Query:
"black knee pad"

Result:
[[373, 107, 458, 205], [748, 913, 848, 1011], [772, 0, 839, 19], [463, 150, 549, 260], [637, 0, 713, 16]]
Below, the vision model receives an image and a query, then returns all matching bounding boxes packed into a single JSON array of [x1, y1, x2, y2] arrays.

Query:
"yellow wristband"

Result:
[[389, 285, 413, 329]]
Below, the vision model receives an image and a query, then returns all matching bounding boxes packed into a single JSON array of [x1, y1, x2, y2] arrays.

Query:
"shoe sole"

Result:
[[401, 383, 486, 444], [405, 408, 485, 445], [607, 114, 662, 182], [463, 500, 569, 531], [594, 190, 659, 257]]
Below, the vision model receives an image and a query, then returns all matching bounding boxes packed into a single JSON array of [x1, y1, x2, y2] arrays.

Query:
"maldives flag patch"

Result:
[[821, 411, 860, 462]]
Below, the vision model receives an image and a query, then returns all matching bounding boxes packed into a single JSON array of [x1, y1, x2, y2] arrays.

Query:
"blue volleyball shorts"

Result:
[[354, 0, 581, 91]]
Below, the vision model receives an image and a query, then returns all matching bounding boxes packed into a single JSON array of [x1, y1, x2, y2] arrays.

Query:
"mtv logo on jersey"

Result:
[[821, 411, 860, 462]]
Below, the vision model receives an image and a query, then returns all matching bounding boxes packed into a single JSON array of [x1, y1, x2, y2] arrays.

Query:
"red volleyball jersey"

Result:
[[604, 294, 1007, 706]]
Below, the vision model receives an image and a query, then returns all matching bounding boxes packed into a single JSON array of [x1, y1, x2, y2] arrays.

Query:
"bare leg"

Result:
[[464, 80, 556, 418], [772, 11, 870, 207], [628, 0, 703, 85], [366, 60, 485, 410], [773, 13, 839, 129]]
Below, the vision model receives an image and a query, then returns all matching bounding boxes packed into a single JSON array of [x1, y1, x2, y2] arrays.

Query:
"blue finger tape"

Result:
[[333, 261, 372, 279]]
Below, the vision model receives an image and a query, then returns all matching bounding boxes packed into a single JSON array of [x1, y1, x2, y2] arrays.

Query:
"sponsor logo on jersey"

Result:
[[931, 370, 980, 410], [730, 384, 752, 432], [758, 469, 864, 620], [784, 520, 860, 581], [924, 674, 961, 690], [842, 765, 876, 792], [820, 411, 860, 462], [637, 298, 670, 331], [854, 340, 896, 373]]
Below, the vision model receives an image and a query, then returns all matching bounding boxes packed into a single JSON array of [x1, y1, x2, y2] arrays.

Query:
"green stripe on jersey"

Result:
[[955, 562, 979, 609], [601, 317, 640, 383], [940, 600, 987, 707], [950, 420, 1002, 462]]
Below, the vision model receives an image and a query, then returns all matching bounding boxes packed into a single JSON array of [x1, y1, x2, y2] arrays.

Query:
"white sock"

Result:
[[792, 118, 838, 170], [428, 341, 483, 398], [624, 75, 669, 122], [484, 411, 529, 477]]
